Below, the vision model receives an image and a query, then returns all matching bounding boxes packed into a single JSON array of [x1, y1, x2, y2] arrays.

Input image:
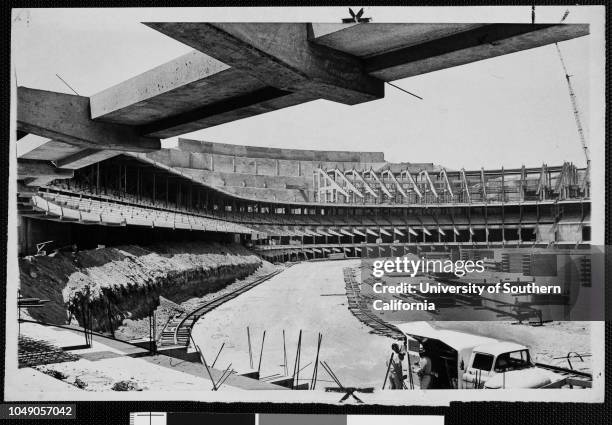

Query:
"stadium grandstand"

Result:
[[17, 138, 590, 261]]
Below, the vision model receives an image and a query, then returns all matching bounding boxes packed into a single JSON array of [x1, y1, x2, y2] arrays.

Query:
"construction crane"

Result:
[[554, 11, 590, 167]]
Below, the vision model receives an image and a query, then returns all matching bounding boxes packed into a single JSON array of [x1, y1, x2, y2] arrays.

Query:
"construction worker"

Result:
[[389, 342, 406, 389], [413, 346, 434, 389]]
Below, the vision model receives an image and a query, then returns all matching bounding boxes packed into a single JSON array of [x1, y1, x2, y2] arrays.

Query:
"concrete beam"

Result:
[[19, 137, 120, 169], [18, 87, 160, 152], [90, 50, 234, 122], [17, 181, 40, 197], [53, 149, 120, 170], [18, 160, 74, 185], [22, 176, 64, 187], [19, 139, 85, 162], [17, 134, 53, 158], [311, 23, 487, 58], [89, 49, 283, 133], [140, 90, 311, 139], [89, 48, 316, 138], [363, 23, 589, 80], [87, 23, 587, 138], [144, 22, 385, 105]]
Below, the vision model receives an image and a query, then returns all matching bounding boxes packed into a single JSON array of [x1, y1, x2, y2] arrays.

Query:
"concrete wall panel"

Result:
[[189, 152, 211, 170], [278, 159, 300, 176], [212, 154, 234, 173], [256, 158, 277, 176], [168, 150, 191, 168], [235, 156, 257, 174]]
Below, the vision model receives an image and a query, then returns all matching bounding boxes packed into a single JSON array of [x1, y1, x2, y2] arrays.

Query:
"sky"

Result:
[[11, 6, 603, 170]]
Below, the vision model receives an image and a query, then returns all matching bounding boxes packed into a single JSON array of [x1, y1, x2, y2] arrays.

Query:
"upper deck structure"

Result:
[[140, 138, 589, 206]]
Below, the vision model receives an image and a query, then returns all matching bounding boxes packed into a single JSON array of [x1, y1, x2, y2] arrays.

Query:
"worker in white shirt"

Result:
[[413, 346, 435, 389], [389, 342, 406, 389]]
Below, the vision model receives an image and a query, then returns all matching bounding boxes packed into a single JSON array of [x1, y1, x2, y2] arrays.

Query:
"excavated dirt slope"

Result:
[[19, 242, 261, 332]]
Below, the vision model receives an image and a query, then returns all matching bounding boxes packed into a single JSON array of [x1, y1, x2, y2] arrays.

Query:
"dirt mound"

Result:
[[158, 296, 186, 313], [19, 242, 262, 332]]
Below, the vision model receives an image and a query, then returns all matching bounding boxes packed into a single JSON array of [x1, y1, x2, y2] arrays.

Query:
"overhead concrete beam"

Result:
[[19, 139, 85, 162], [19, 137, 119, 169], [17, 134, 53, 158], [89, 49, 315, 138], [311, 23, 487, 58], [18, 159, 74, 184], [87, 22, 587, 139], [53, 149, 120, 169], [22, 176, 65, 187], [139, 89, 310, 139], [363, 23, 589, 80], [89, 49, 280, 130], [90, 50, 233, 122], [18, 87, 161, 152], [144, 22, 385, 105], [17, 181, 40, 197]]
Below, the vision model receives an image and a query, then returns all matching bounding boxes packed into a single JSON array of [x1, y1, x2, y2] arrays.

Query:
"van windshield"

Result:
[[494, 350, 532, 372]]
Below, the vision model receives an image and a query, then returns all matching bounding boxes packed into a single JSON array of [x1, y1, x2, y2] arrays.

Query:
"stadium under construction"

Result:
[[11, 19, 600, 396], [16, 21, 591, 259]]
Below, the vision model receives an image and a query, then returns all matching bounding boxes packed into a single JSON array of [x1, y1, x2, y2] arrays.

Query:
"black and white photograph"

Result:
[[5, 5, 606, 408]]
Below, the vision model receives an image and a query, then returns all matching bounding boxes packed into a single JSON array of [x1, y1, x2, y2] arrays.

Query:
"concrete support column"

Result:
[[96, 162, 100, 195]]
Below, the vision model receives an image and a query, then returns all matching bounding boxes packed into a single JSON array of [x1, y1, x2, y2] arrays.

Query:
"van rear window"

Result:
[[472, 353, 494, 371]]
